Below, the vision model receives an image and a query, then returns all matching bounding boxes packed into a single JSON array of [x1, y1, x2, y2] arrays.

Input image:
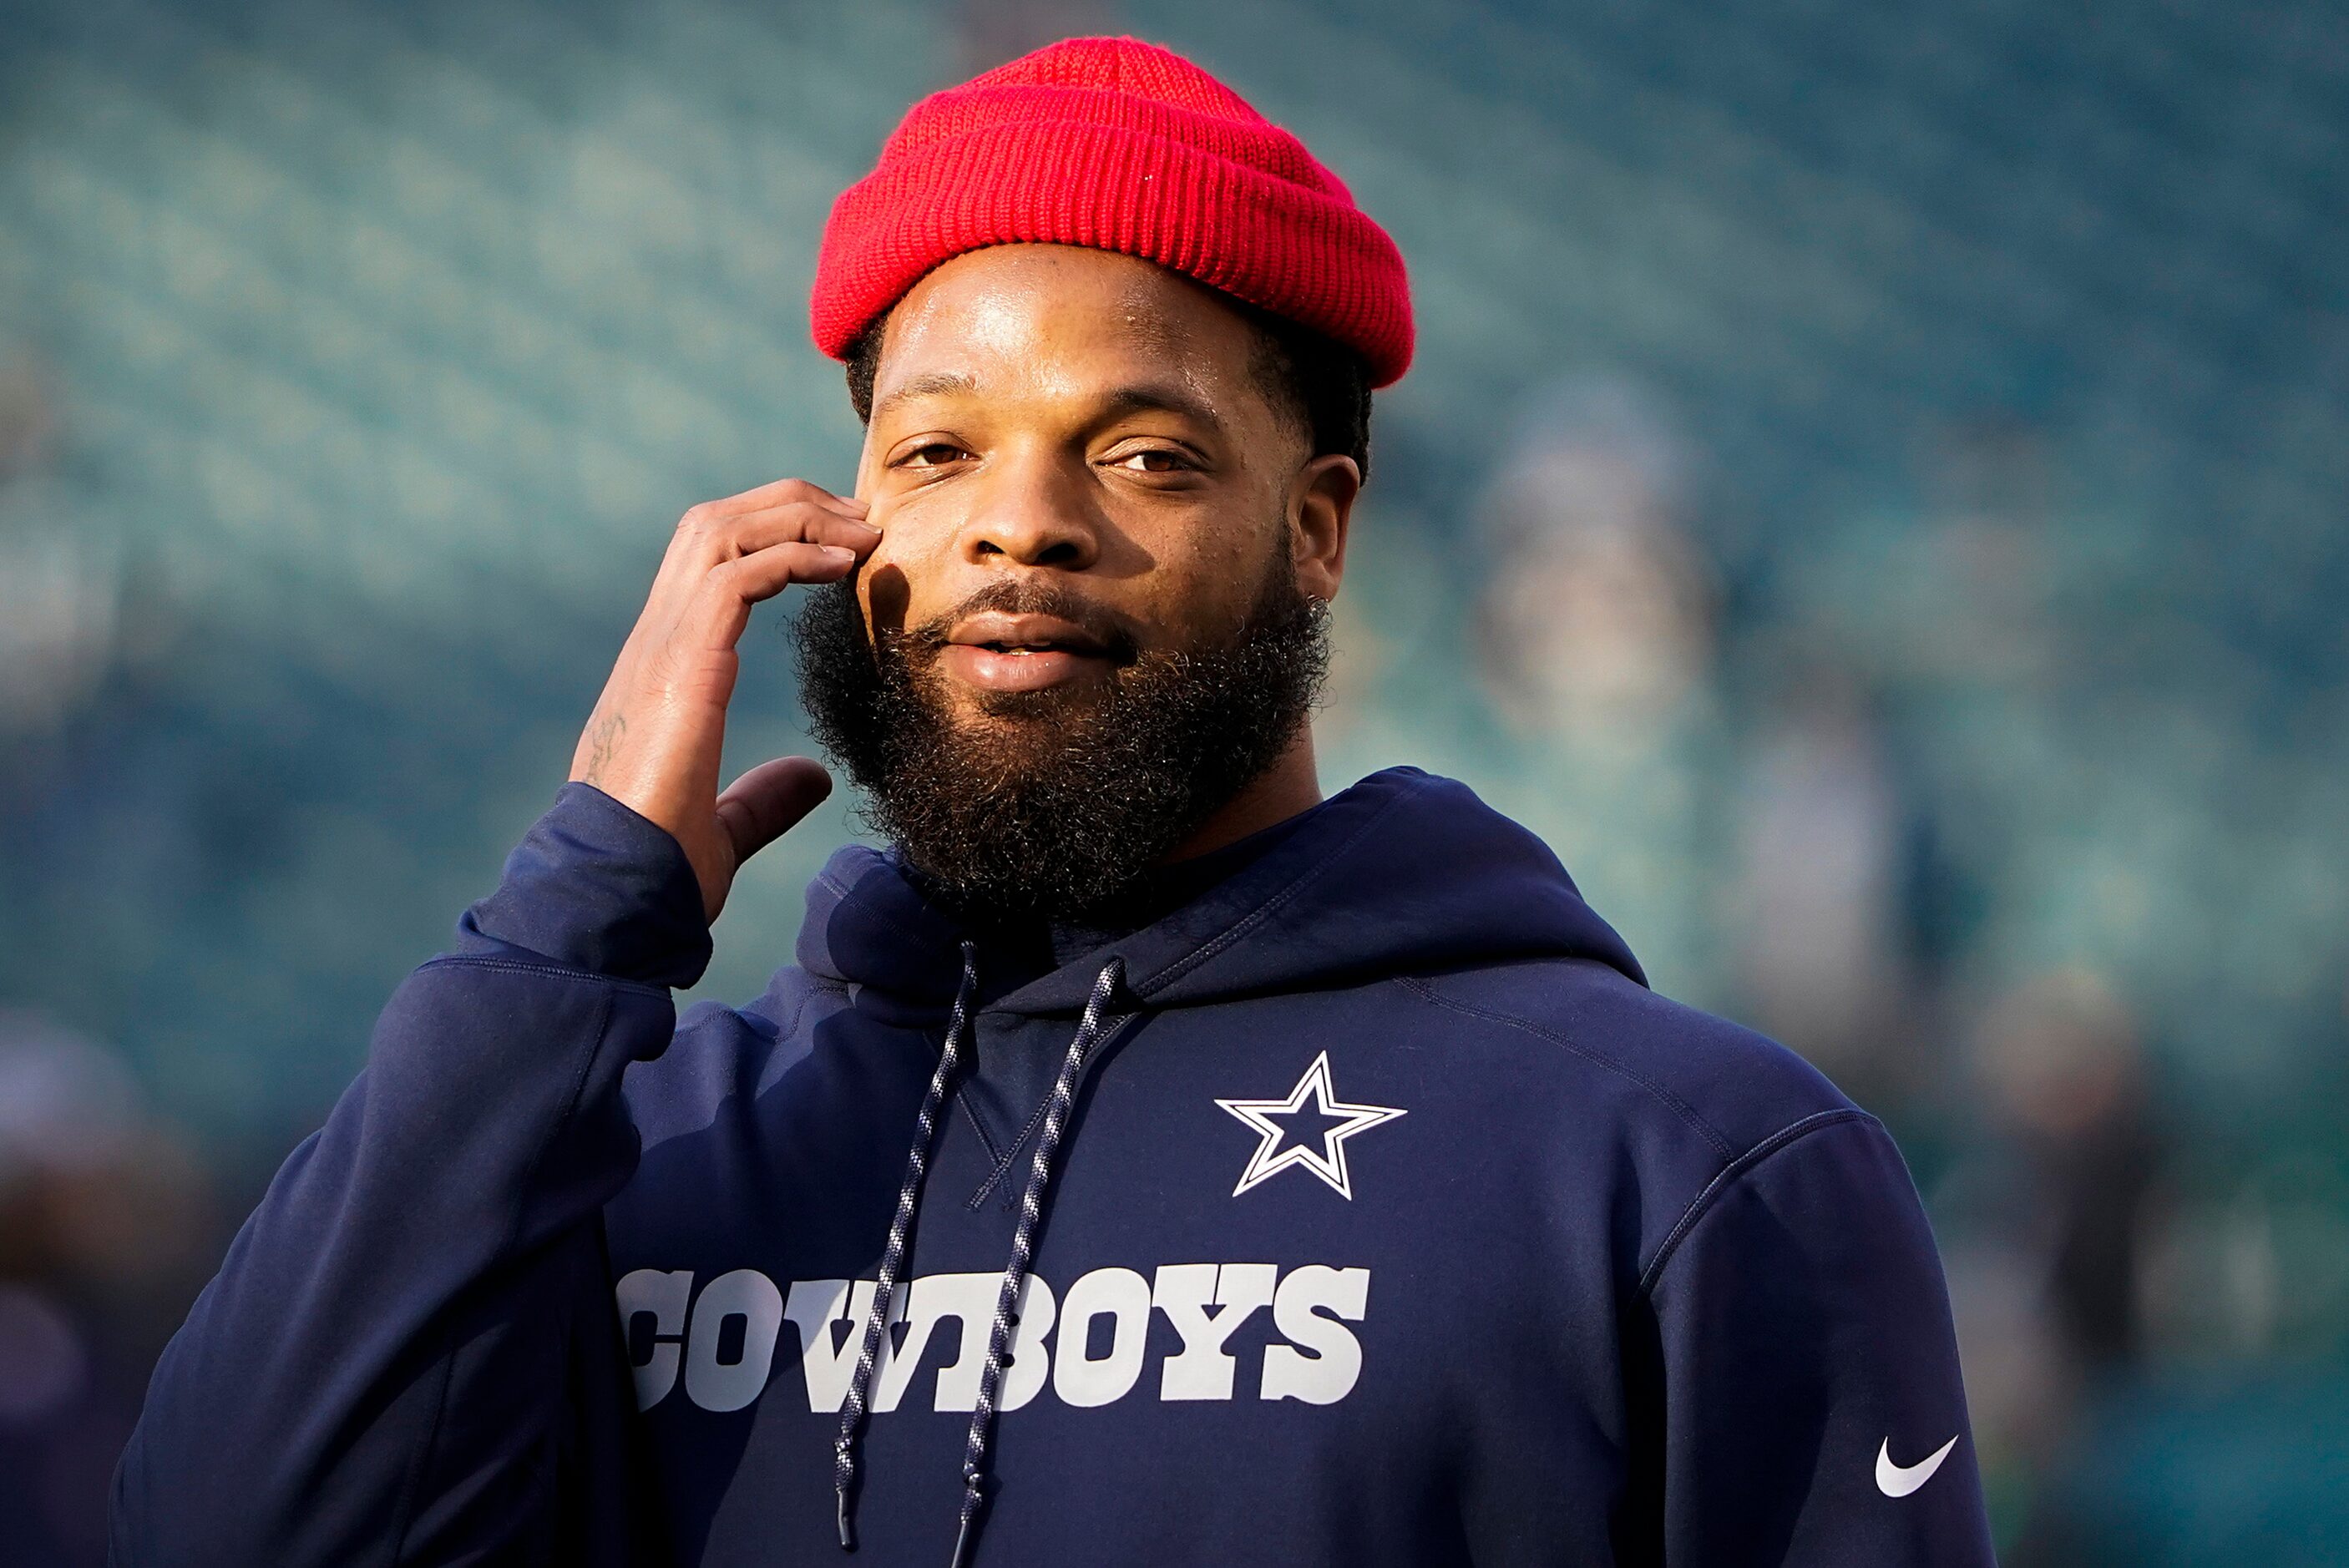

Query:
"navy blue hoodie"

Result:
[[114, 766, 1995, 1565]]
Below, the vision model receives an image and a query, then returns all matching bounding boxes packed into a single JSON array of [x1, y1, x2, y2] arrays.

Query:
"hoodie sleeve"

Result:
[[111, 784, 709, 1568], [1640, 1110, 1997, 1568]]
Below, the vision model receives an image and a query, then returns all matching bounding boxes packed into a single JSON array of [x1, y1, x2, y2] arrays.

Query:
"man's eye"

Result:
[[1113, 448, 1191, 473], [899, 443, 969, 468]]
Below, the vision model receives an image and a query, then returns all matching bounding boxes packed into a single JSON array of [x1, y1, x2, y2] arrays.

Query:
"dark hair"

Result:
[[843, 291, 1374, 481]]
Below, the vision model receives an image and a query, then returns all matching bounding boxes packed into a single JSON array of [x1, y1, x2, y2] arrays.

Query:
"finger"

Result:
[[686, 542, 858, 651], [716, 756, 834, 869], [713, 502, 883, 559], [661, 498, 877, 589], [702, 477, 869, 520]]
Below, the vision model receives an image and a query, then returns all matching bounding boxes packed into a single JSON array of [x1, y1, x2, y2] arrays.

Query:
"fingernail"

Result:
[[821, 545, 856, 563], [839, 495, 872, 513]]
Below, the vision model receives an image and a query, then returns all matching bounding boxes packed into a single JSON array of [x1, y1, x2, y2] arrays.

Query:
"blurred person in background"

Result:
[[1729, 658, 1925, 1110], [0, 1013, 219, 1568], [1739, 412, 2066, 1114], [112, 37, 1992, 1568], [1937, 969, 2165, 1561], [1471, 377, 1728, 1001], [1974, 969, 2159, 1377]]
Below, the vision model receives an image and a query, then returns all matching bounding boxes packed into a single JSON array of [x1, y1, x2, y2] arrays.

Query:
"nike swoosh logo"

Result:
[[1876, 1434, 1958, 1497]]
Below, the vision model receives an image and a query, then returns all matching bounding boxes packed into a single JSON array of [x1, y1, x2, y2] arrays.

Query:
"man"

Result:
[[113, 37, 1995, 1568]]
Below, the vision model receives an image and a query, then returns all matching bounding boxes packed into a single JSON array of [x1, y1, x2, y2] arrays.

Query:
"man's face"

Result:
[[852, 244, 1352, 713], [796, 245, 1359, 916]]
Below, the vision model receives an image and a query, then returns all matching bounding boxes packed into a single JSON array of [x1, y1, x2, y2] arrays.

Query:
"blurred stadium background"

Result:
[[3, 0, 2346, 1559]]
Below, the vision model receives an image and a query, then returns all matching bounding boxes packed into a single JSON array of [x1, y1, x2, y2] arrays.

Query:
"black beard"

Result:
[[792, 558, 1329, 920]]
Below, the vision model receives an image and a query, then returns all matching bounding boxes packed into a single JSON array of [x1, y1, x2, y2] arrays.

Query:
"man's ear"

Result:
[[1289, 453, 1359, 602]]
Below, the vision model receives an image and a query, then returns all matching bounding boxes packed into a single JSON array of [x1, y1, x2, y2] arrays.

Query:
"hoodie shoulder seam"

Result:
[[1395, 976, 1739, 1159], [774, 977, 851, 1041], [1633, 1107, 1880, 1297]]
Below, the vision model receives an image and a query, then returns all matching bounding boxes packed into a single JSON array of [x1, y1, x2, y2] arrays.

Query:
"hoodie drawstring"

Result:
[[835, 940, 980, 1550], [950, 957, 1124, 1568], [832, 950, 1128, 1567]]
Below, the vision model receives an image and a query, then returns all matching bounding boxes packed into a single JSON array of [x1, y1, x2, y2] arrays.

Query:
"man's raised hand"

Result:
[[570, 478, 878, 922]]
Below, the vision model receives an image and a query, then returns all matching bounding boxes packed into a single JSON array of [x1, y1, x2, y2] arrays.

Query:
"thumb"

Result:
[[715, 756, 834, 871]]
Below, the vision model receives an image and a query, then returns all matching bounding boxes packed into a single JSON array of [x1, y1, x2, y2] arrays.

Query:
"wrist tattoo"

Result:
[[582, 711, 626, 787]]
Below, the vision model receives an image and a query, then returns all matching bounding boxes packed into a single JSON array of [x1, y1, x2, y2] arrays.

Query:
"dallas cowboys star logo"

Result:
[[1215, 1051, 1406, 1199]]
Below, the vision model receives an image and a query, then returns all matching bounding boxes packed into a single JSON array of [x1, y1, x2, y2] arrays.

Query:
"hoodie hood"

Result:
[[794, 766, 1646, 1018]]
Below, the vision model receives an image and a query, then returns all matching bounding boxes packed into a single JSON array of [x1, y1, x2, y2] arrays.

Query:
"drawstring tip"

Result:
[[837, 1488, 855, 1551], [948, 1511, 978, 1568]]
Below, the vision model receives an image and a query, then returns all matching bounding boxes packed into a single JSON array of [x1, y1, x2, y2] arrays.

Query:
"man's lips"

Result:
[[939, 610, 1118, 693]]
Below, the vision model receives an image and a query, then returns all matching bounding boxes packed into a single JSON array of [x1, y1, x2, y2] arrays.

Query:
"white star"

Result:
[[1215, 1050, 1406, 1200]]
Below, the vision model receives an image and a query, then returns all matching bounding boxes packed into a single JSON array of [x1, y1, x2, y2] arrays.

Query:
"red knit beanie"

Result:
[[810, 37, 1414, 387]]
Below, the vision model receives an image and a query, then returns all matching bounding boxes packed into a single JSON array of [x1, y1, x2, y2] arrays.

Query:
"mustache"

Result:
[[897, 579, 1145, 667]]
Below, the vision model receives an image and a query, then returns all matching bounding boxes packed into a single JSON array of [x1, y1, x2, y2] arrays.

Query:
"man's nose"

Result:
[[954, 452, 1101, 571]]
